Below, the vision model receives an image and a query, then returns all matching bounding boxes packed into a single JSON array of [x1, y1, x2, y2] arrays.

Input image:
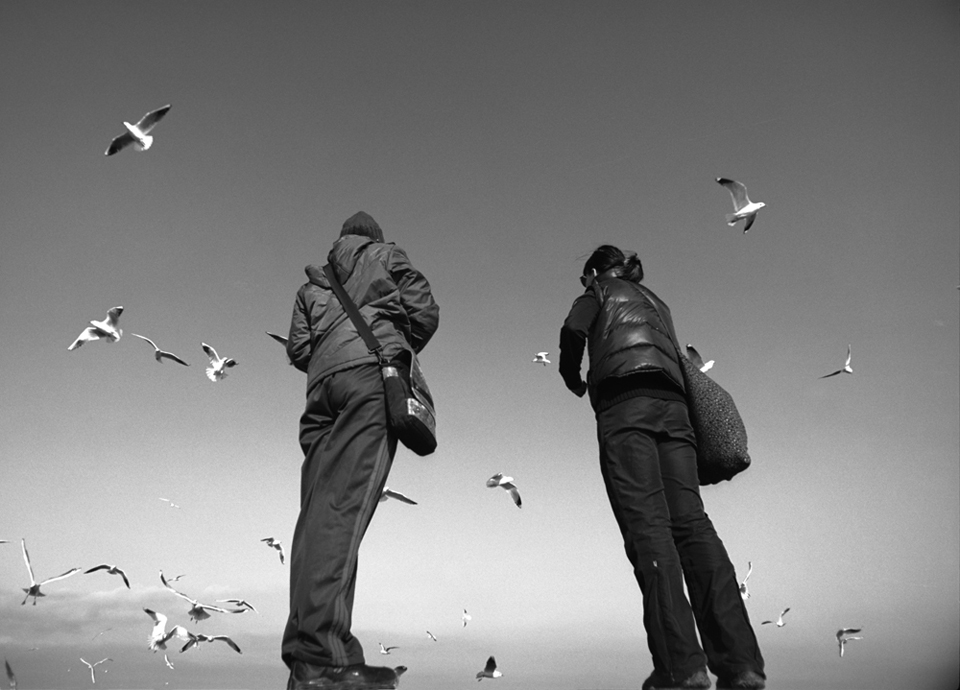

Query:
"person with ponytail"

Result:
[[559, 245, 765, 690]]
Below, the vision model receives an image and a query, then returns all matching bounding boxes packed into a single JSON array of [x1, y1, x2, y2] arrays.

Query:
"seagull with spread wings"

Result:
[[761, 608, 790, 627], [160, 571, 245, 622], [20, 539, 80, 605], [716, 178, 765, 233], [84, 563, 131, 589], [105, 104, 171, 155], [486, 473, 522, 509], [79, 657, 112, 684], [820, 344, 854, 378], [836, 627, 863, 657], [476, 656, 502, 681], [261, 537, 285, 564], [68, 307, 123, 351], [532, 352, 550, 365], [131, 334, 189, 366], [202, 342, 238, 382], [179, 631, 242, 654], [144, 608, 190, 652]]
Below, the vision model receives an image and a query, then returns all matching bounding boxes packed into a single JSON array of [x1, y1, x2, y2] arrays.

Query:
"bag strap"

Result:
[[323, 263, 385, 364]]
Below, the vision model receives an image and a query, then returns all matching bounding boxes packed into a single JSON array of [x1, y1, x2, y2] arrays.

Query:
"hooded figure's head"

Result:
[[339, 211, 385, 243]]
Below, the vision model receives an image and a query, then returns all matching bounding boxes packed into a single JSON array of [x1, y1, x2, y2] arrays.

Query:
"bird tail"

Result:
[[725, 213, 739, 225], [137, 135, 154, 151]]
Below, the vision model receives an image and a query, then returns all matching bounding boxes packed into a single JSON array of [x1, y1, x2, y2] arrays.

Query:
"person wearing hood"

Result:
[[282, 212, 439, 690]]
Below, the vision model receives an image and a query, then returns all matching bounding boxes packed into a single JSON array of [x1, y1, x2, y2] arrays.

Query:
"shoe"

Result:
[[642, 668, 711, 689], [716, 670, 765, 689], [287, 661, 406, 689]]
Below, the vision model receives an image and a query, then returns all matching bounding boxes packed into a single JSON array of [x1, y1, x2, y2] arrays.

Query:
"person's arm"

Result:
[[558, 292, 599, 397], [389, 246, 439, 352], [286, 288, 312, 373]]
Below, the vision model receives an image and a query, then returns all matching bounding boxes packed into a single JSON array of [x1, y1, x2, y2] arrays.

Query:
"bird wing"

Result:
[[21, 540, 37, 585], [201, 343, 219, 362], [504, 484, 522, 508], [131, 333, 158, 350], [160, 572, 195, 603], [819, 369, 843, 379], [484, 656, 497, 673], [40, 567, 81, 585], [5, 659, 15, 685], [844, 344, 852, 367], [68, 327, 101, 350], [384, 488, 418, 505], [84, 564, 111, 574], [685, 344, 705, 370], [717, 178, 749, 210], [136, 105, 171, 133], [159, 351, 190, 366], [211, 635, 242, 653], [104, 307, 123, 328], [105, 131, 135, 155], [742, 561, 753, 583], [743, 213, 756, 233], [266, 331, 288, 345]]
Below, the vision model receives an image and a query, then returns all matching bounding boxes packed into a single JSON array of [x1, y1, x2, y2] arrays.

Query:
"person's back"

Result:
[[283, 211, 438, 690]]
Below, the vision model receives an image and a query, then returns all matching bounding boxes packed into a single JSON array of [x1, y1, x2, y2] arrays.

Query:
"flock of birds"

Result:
[[4, 104, 865, 687]]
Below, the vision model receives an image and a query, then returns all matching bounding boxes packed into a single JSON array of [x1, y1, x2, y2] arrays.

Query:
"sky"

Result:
[[1, 1, 958, 689]]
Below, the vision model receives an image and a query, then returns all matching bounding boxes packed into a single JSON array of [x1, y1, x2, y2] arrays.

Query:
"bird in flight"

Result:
[[160, 571, 245, 622], [836, 627, 863, 657], [761, 608, 790, 627], [819, 344, 853, 378], [19, 539, 80, 605], [486, 473, 522, 509], [532, 352, 550, 365], [216, 598, 258, 613], [716, 178, 765, 233], [68, 307, 123, 351], [685, 344, 715, 373], [380, 487, 417, 505], [179, 631, 242, 654], [202, 342, 238, 382], [5, 659, 16, 689], [105, 104, 171, 155], [739, 561, 753, 600], [462, 608, 473, 627], [84, 563, 131, 589], [425, 631, 438, 642], [79, 657, 112, 684], [476, 655, 502, 681], [379, 642, 399, 655], [144, 608, 189, 652], [158, 497, 181, 509], [131, 334, 190, 366], [261, 537, 285, 564]]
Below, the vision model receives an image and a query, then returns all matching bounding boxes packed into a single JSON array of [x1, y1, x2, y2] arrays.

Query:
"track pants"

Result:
[[596, 396, 765, 682], [282, 363, 397, 669]]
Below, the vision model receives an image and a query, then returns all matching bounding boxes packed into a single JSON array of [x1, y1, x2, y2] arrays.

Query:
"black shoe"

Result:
[[716, 670, 765, 689], [287, 662, 406, 690], [642, 668, 711, 689]]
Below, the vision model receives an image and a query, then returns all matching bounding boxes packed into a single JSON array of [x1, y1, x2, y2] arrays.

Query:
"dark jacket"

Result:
[[287, 234, 439, 393], [560, 277, 683, 410]]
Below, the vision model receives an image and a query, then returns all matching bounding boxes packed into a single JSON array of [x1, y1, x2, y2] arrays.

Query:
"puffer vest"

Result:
[[586, 278, 684, 405]]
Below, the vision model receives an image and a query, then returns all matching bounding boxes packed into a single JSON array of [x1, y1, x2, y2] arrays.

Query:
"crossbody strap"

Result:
[[323, 263, 384, 362]]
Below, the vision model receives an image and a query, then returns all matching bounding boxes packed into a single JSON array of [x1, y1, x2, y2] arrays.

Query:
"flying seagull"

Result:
[[131, 334, 189, 366], [716, 178, 765, 233], [378, 642, 399, 655], [179, 631, 242, 654], [761, 608, 790, 627], [160, 571, 245, 622], [84, 564, 131, 589], [739, 561, 753, 600], [836, 627, 863, 658], [261, 537, 285, 564], [685, 344, 714, 373], [105, 104, 171, 156], [79, 657, 112, 684], [820, 344, 853, 378], [68, 307, 123, 351], [5, 659, 16, 689], [202, 342, 238, 382], [20, 539, 80, 605], [216, 598, 258, 613], [144, 608, 190, 652], [476, 656, 502, 681], [426, 631, 437, 642], [380, 487, 417, 505], [158, 497, 180, 509], [532, 352, 550, 365], [462, 608, 472, 627], [486, 473, 522, 509], [164, 653, 175, 669]]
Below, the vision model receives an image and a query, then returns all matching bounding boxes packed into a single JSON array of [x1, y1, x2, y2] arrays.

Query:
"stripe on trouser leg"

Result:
[[327, 432, 392, 666]]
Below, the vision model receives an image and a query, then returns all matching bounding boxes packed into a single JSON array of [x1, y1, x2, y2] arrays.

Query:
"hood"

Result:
[[305, 234, 378, 287]]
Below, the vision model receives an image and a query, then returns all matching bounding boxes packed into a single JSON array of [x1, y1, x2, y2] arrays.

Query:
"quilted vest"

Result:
[[586, 278, 684, 399]]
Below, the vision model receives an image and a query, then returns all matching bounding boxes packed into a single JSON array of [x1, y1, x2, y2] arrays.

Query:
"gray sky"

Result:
[[1, 1, 958, 689]]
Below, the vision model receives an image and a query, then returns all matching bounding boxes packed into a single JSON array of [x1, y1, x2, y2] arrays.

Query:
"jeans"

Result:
[[596, 396, 765, 681]]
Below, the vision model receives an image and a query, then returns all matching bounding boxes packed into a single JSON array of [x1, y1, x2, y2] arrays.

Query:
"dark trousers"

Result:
[[596, 396, 764, 682], [282, 364, 397, 669]]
